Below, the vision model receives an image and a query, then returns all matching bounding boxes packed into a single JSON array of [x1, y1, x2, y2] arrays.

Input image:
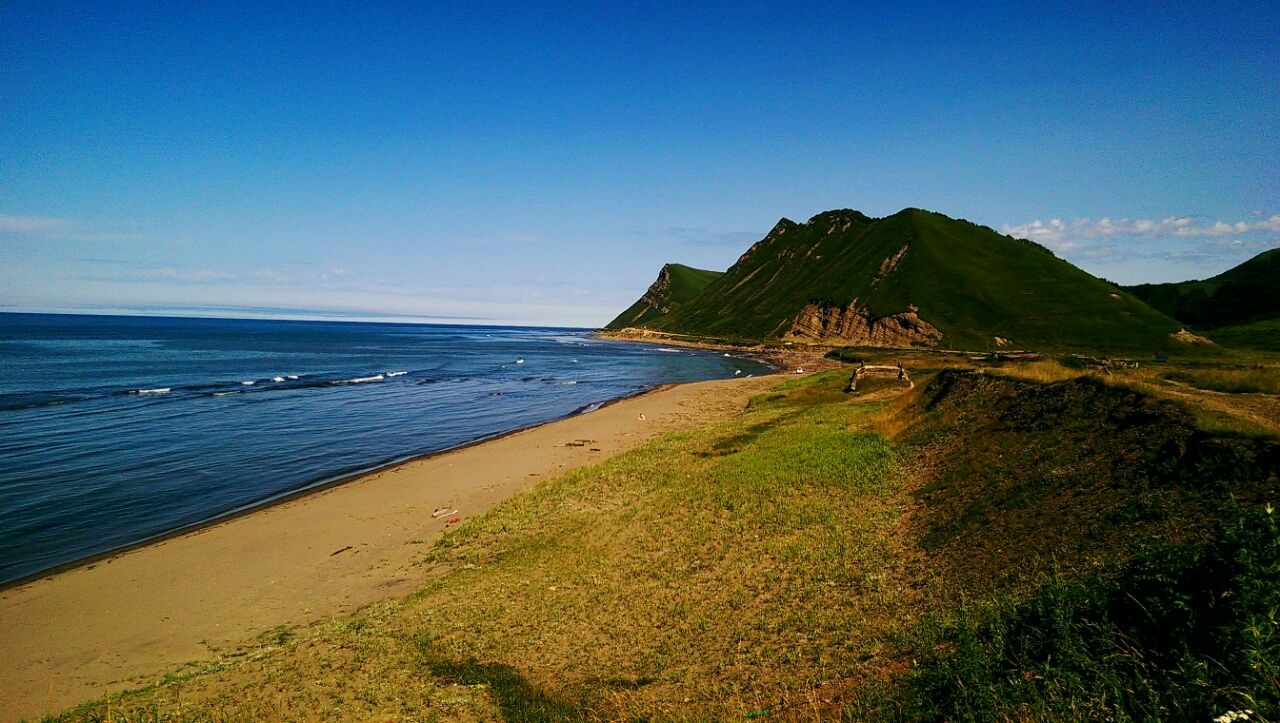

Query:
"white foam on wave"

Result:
[[213, 391, 240, 397], [386, 371, 408, 377], [515, 358, 525, 364], [286, 375, 299, 380], [656, 348, 682, 353], [343, 374, 385, 384], [241, 380, 255, 386], [134, 388, 171, 395], [577, 402, 603, 415], [272, 376, 285, 383]]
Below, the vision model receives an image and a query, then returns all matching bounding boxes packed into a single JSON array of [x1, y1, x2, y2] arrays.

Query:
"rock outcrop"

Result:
[[875, 245, 909, 284], [1171, 328, 1215, 346], [786, 301, 943, 347], [621, 264, 676, 325]]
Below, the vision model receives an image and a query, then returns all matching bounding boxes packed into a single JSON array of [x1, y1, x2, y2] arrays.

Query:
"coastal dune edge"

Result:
[[0, 374, 780, 722]]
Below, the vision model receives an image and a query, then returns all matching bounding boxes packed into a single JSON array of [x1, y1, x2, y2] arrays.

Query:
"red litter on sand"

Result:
[[448, 517, 461, 524]]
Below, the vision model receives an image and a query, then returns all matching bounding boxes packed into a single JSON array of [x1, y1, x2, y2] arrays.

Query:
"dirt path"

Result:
[[1155, 380, 1280, 436]]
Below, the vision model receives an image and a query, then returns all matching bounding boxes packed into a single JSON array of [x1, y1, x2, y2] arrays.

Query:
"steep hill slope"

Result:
[[1124, 248, 1280, 350], [615, 208, 1184, 353], [605, 263, 721, 330]]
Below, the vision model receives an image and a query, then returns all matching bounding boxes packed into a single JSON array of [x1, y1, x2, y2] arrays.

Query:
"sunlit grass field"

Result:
[[45, 365, 1280, 722], [51, 371, 920, 721]]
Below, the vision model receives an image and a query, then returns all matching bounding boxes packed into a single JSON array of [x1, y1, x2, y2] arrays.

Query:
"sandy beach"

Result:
[[0, 374, 780, 722]]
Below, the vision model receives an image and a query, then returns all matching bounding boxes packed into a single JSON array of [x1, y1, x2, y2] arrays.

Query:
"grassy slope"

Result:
[[868, 210, 1179, 352], [52, 375, 914, 721], [47, 366, 1280, 722], [1125, 248, 1280, 349], [636, 209, 1182, 353], [649, 211, 888, 340], [903, 370, 1276, 591], [604, 263, 721, 330], [1211, 317, 1280, 352]]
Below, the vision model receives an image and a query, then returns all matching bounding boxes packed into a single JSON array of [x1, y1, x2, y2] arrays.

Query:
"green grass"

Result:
[[604, 262, 722, 330], [867, 506, 1280, 722], [42, 368, 1280, 721], [1162, 366, 1280, 395], [412, 370, 907, 718], [52, 371, 911, 721], [1125, 248, 1280, 332], [1212, 318, 1280, 352], [903, 370, 1278, 589]]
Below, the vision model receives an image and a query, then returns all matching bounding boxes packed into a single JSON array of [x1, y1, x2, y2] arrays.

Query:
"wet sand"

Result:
[[0, 374, 780, 721]]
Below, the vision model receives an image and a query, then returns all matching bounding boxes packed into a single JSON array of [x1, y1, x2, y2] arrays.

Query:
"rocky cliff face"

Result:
[[619, 264, 675, 325], [875, 245, 909, 283], [785, 301, 943, 347], [733, 218, 798, 267]]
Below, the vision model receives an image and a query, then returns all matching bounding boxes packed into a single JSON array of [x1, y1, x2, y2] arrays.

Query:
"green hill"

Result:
[[605, 263, 721, 330], [612, 208, 1185, 353], [1124, 248, 1280, 350]]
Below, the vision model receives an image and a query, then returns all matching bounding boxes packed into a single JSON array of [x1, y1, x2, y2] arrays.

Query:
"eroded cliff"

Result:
[[785, 301, 943, 347]]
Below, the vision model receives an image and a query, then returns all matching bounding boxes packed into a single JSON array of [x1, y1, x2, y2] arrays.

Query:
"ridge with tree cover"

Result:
[[1124, 248, 1280, 351]]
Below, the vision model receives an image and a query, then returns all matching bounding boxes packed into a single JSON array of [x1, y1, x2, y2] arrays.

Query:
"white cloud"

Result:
[[143, 268, 239, 283], [0, 214, 71, 234], [992, 212, 1280, 283], [0, 212, 147, 242], [102, 266, 356, 287], [1001, 214, 1280, 244]]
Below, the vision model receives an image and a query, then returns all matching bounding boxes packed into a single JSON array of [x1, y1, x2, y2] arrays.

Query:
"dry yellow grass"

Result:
[[49, 370, 925, 721], [984, 359, 1088, 384]]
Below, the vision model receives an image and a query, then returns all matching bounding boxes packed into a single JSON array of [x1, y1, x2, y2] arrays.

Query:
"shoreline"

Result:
[[0, 374, 784, 721], [593, 329, 846, 374], [0, 382, 676, 593], [2, 332, 784, 591]]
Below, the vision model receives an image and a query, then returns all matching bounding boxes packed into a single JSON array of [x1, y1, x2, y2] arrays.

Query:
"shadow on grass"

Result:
[[419, 639, 585, 722], [696, 421, 777, 457]]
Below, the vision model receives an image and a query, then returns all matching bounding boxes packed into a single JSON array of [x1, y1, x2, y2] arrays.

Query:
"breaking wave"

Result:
[[0, 370, 432, 412]]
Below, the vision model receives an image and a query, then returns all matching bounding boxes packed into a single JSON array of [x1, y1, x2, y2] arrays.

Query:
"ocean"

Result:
[[0, 313, 771, 585]]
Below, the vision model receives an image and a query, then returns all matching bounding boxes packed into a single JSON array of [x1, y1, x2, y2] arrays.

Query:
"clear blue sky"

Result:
[[3, 1, 1277, 327]]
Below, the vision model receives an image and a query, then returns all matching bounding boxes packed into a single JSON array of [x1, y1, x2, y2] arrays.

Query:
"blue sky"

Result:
[[2, 1, 1277, 327]]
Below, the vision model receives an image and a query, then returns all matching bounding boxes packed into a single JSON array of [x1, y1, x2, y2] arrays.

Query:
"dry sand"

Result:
[[0, 374, 781, 722]]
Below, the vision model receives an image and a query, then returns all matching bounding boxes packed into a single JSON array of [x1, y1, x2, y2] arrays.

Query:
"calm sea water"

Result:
[[0, 313, 770, 584]]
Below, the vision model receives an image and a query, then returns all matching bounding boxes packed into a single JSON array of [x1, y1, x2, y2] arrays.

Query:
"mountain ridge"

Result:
[[606, 262, 721, 330], [608, 207, 1187, 353], [1123, 248, 1280, 350]]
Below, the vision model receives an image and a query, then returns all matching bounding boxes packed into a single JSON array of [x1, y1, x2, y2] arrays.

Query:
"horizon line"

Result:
[[0, 307, 597, 331]]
